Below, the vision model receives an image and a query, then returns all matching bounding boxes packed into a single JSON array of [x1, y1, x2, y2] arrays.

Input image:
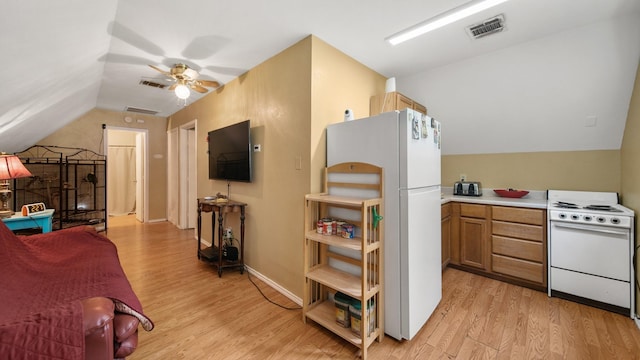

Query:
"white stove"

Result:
[[547, 190, 635, 318], [548, 190, 634, 227]]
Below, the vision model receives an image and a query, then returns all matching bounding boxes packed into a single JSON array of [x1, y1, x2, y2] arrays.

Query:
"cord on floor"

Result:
[[246, 268, 302, 311]]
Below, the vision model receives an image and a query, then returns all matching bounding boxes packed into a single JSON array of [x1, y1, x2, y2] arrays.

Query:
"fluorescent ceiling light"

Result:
[[386, 0, 511, 45]]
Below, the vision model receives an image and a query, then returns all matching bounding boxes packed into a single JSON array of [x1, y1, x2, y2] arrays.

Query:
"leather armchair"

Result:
[[81, 297, 140, 360]]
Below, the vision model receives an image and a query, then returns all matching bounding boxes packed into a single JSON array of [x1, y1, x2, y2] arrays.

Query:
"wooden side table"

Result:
[[197, 198, 246, 277], [2, 209, 55, 233]]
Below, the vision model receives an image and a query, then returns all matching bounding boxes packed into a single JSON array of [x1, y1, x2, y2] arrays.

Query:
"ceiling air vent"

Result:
[[139, 78, 167, 89], [466, 14, 505, 39], [124, 106, 159, 116]]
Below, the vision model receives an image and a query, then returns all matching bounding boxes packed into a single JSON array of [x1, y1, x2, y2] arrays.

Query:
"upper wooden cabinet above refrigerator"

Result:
[[369, 91, 427, 116]]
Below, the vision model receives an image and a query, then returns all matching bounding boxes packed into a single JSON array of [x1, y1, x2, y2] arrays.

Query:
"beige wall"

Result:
[[169, 37, 312, 296], [36, 108, 168, 220], [442, 150, 621, 192], [168, 35, 384, 297], [620, 61, 640, 317], [108, 129, 137, 146], [309, 37, 386, 192]]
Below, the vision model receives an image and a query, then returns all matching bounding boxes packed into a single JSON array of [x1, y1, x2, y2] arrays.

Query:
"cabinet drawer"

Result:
[[460, 203, 486, 219], [492, 206, 544, 225], [441, 203, 451, 219], [492, 254, 543, 284], [492, 236, 543, 263], [492, 221, 543, 242]]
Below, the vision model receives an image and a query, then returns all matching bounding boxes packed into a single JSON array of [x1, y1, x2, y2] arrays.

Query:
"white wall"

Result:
[[399, 14, 640, 155]]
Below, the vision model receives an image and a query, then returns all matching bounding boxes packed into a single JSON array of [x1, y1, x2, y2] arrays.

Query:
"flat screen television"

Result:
[[208, 120, 252, 182]]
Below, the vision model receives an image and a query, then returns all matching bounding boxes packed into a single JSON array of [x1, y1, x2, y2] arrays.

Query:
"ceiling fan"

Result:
[[149, 63, 221, 99]]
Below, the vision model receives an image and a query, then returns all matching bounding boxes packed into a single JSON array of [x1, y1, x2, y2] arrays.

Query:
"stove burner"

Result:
[[583, 205, 623, 212], [554, 201, 579, 209], [552, 202, 624, 212]]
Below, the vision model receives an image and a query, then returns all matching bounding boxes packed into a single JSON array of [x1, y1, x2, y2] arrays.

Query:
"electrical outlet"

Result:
[[460, 174, 467, 181]]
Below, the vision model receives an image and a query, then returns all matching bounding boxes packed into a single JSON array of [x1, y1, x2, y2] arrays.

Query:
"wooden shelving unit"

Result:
[[303, 162, 384, 359]]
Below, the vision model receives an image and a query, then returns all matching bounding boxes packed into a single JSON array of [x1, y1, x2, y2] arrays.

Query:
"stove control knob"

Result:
[[558, 213, 567, 219], [570, 214, 580, 221], [583, 215, 592, 222], [596, 216, 606, 223], [611, 217, 620, 224]]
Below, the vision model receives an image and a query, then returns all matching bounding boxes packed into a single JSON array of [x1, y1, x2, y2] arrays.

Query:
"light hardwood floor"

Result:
[[106, 216, 640, 359]]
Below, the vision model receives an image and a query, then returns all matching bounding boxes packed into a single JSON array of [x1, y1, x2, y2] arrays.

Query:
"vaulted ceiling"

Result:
[[1, 0, 639, 153]]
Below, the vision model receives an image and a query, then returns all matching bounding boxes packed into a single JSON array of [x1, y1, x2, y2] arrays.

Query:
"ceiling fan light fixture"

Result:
[[175, 84, 190, 99], [386, 0, 511, 45]]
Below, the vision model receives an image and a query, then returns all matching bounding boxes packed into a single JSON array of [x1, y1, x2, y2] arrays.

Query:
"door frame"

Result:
[[178, 120, 197, 229], [104, 126, 149, 223]]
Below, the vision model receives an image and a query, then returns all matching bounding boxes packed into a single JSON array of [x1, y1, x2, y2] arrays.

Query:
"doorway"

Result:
[[180, 121, 197, 229], [104, 127, 148, 223], [167, 120, 197, 230]]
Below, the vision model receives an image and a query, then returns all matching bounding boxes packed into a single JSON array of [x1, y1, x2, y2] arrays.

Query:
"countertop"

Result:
[[441, 187, 547, 209]]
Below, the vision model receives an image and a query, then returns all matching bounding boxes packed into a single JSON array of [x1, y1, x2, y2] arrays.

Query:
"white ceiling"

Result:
[[1, 0, 639, 153]]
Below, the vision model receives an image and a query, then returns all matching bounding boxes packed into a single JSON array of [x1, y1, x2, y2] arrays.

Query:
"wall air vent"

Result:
[[466, 14, 505, 39], [124, 106, 159, 116], [139, 78, 167, 89]]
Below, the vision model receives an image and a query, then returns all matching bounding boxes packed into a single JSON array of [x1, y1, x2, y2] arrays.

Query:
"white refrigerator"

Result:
[[326, 109, 442, 340]]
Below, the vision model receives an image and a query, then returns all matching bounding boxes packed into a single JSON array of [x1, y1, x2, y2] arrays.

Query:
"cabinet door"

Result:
[[441, 215, 451, 269], [397, 93, 413, 111], [460, 217, 487, 270], [441, 204, 451, 269]]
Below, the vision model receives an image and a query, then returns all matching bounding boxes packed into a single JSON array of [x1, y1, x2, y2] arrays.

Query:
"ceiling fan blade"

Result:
[[198, 80, 221, 88], [167, 84, 177, 91], [149, 64, 172, 76], [191, 84, 208, 93]]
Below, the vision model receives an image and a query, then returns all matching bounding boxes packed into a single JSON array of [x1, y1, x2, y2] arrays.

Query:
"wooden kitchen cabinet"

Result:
[[459, 204, 490, 271], [441, 203, 451, 269], [491, 206, 547, 288], [447, 202, 548, 291], [369, 91, 427, 116]]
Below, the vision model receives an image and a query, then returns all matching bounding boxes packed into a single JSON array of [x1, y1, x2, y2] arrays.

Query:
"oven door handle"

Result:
[[552, 222, 629, 236]]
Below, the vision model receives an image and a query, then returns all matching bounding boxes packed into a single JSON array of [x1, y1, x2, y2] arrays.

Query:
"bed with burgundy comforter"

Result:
[[0, 220, 153, 359]]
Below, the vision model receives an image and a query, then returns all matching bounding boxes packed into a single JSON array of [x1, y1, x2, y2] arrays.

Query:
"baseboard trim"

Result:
[[245, 265, 302, 306], [635, 317, 640, 330], [147, 218, 167, 223]]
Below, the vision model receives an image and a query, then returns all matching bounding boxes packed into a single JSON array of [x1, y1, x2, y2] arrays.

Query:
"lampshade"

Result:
[[175, 84, 191, 100], [0, 154, 32, 180]]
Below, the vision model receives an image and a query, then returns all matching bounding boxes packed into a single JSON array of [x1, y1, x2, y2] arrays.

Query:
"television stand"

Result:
[[197, 198, 247, 277]]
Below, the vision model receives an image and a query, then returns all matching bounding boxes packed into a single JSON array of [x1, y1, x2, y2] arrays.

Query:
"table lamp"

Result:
[[0, 154, 33, 218]]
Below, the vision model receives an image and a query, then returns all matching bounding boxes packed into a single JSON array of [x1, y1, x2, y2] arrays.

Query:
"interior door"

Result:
[[187, 129, 197, 228], [135, 133, 144, 222], [167, 128, 179, 226]]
